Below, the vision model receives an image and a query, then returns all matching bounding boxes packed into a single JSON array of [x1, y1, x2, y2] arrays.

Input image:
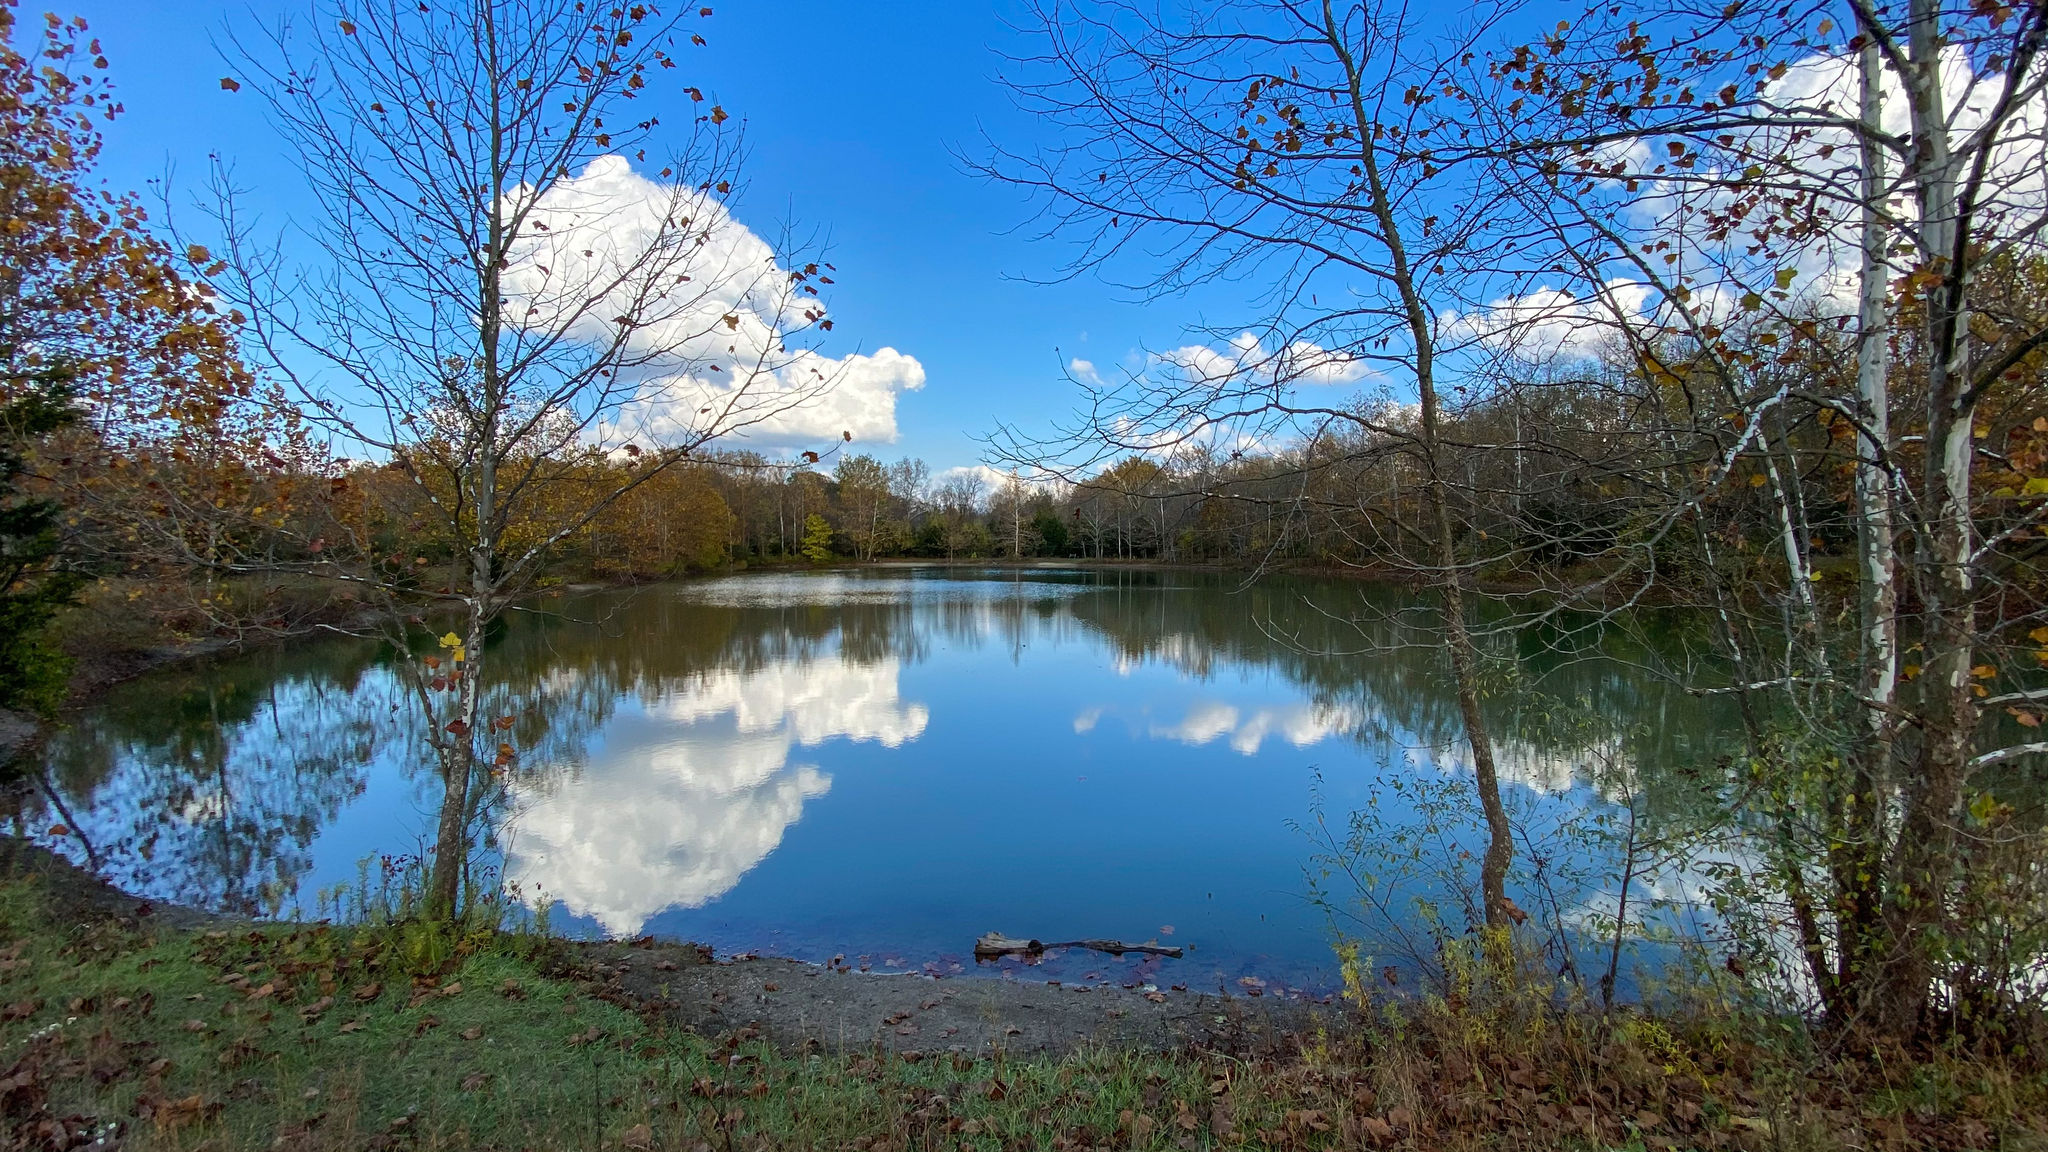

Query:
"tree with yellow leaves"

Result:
[[0, 0, 268, 708]]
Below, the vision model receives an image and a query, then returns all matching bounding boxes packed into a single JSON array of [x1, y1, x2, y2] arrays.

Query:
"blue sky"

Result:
[[64, 1, 1256, 479]]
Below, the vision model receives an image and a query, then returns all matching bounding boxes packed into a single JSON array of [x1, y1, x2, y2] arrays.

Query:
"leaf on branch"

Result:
[[219, 77, 240, 92]]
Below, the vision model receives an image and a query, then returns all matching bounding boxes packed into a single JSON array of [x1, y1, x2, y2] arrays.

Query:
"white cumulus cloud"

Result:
[[501, 155, 925, 450], [1157, 331, 1374, 389], [1440, 279, 1656, 361], [1449, 46, 2048, 357]]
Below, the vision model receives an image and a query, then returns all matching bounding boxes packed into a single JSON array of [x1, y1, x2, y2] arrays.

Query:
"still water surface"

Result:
[[32, 567, 1734, 992]]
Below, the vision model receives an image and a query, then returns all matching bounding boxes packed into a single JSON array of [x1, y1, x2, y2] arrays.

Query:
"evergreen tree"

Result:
[[1031, 510, 1070, 557], [0, 367, 81, 715]]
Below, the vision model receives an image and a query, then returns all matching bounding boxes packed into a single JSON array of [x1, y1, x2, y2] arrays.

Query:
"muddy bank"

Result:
[[0, 837, 222, 932], [570, 939, 1341, 1058]]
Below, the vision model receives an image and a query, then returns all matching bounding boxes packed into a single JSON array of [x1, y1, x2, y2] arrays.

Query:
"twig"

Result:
[[973, 931, 1183, 960]]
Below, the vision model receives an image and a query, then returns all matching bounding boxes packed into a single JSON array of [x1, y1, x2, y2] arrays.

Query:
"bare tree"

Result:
[[983, 0, 1539, 930], [1464, 0, 2048, 1030], [932, 472, 984, 560], [202, 0, 843, 917]]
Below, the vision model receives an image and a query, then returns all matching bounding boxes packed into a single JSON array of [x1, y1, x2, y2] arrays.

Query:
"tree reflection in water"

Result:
[[29, 568, 1740, 988]]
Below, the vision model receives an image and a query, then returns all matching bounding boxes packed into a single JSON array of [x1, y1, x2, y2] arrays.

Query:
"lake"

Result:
[[26, 566, 1736, 994]]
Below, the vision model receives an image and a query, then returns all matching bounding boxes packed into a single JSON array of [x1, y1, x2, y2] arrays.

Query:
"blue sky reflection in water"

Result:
[[33, 568, 1732, 994]]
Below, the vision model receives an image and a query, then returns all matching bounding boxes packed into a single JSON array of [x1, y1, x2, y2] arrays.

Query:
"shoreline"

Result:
[[1, 836, 1331, 1059]]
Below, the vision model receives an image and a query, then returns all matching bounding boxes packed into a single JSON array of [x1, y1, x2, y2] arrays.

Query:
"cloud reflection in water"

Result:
[[1139, 699, 1367, 756], [503, 655, 929, 935]]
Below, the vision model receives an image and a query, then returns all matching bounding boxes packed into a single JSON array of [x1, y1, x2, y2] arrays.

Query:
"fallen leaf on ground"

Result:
[[153, 1093, 213, 1130]]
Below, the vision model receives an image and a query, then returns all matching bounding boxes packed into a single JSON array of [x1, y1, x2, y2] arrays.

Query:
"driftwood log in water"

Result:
[[974, 931, 1183, 960]]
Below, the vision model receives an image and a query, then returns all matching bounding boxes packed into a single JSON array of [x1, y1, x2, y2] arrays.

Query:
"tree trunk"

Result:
[[1837, 37, 1898, 1019], [1881, 0, 1974, 1030], [428, 33, 506, 921], [1324, 0, 1513, 929]]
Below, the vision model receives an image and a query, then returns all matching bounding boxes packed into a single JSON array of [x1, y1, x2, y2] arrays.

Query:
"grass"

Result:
[[2, 863, 2043, 1151]]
